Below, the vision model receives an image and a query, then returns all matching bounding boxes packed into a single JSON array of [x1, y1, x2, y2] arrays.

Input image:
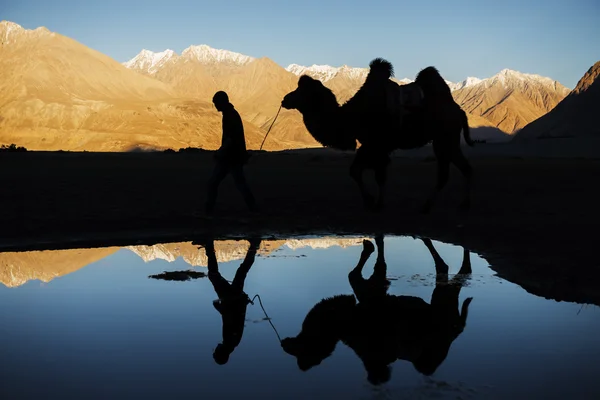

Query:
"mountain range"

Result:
[[0, 237, 367, 288], [513, 61, 600, 140], [0, 20, 595, 152]]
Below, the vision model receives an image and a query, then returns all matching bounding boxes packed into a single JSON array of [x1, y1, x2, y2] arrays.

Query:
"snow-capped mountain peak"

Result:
[[0, 20, 23, 36], [286, 64, 342, 81], [462, 76, 482, 87], [486, 68, 569, 91], [181, 44, 255, 65], [1, 20, 52, 44], [123, 49, 177, 74], [395, 78, 414, 85], [445, 76, 484, 91]]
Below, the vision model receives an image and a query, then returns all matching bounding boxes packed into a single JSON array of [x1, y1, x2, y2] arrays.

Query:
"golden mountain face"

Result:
[[1, 20, 587, 151]]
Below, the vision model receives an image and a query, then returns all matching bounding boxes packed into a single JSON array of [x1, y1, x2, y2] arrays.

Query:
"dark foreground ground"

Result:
[[1, 145, 599, 306]]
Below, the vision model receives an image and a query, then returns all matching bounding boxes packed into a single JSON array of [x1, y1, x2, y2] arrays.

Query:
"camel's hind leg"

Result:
[[374, 163, 388, 211], [450, 149, 473, 212], [421, 123, 472, 214]]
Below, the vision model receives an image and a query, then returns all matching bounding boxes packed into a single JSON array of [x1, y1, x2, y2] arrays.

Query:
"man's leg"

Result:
[[230, 164, 257, 211], [205, 240, 232, 298], [205, 161, 230, 214], [231, 239, 261, 292]]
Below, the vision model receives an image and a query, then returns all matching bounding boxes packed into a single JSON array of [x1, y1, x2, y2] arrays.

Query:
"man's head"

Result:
[[213, 343, 232, 365], [212, 91, 230, 112]]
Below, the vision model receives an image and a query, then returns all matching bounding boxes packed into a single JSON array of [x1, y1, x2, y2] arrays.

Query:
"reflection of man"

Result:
[[205, 91, 257, 215], [204, 238, 261, 365]]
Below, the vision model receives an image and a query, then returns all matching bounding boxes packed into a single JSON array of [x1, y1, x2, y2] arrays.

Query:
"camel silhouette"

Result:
[[281, 59, 475, 213], [280, 235, 473, 384]]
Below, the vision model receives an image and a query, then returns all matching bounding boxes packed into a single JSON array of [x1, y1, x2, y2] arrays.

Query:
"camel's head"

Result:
[[281, 294, 355, 371], [282, 75, 357, 151], [282, 75, 337, 112]]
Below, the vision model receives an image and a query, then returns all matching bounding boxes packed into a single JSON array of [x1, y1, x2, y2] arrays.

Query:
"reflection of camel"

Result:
[[201, 237, 261, 365], [282, 59, 474, 213], [281, 236, 473, 384]]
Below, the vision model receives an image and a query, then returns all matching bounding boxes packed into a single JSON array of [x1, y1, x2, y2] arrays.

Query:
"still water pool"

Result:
[[1, 235, 598, 399]]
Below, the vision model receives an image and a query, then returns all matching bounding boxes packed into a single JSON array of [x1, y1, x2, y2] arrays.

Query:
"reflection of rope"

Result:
[[259, 105, 282, 151], [250, 294, 282, 342]]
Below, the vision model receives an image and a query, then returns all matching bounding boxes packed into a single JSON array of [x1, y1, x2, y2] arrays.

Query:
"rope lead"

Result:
[[250, 294, 282, 343], [259, 105, 282, 151]]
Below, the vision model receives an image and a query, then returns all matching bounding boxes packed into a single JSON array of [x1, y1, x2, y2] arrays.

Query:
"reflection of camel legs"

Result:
[[349, 239, 375, 302], [421, 237, 472, 279], [420, 238, 473, 326], [373, 234, 387, 281], [349, 236, 389, 304], [421, 237, 450, 276]]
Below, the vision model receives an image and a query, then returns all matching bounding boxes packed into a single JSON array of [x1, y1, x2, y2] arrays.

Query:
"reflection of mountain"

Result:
[[284, 237, 365, 250], [126, 240, 284, 266], [0, 247, 118, 288], [127, 237, 367, 266], [0, 238, 367, 287]]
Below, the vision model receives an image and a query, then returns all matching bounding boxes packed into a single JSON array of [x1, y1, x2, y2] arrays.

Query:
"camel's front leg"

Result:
[[374, 164, 388, 211], [350, 157, 375, 210], [420, 156, 450, 214], [420, 237, 449, 277]]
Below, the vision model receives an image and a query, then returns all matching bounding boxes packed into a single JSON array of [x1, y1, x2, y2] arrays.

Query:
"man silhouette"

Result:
[[205, 91, 258, 215], [203, 237, 261, 365]]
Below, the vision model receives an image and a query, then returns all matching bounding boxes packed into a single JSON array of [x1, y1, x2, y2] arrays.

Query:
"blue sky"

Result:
[[2, 0, 599, 88]]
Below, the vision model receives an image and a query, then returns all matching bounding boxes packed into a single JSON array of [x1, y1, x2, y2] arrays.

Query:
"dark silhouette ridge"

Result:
[[281, 59, 474, 214], [204, 91, 258, 215], [196, 237, 262, 365], [281, 235, 473, 384], [148, 270, 207, 281]]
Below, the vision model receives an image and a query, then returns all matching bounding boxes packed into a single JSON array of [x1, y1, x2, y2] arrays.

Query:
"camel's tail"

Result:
[[459, 297, 473, 326], [461, 110, 475, 147], [368, 58, 394, 80]]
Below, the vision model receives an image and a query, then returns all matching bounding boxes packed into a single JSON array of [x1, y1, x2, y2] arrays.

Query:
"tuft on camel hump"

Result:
[[367, 58, 394, 81]]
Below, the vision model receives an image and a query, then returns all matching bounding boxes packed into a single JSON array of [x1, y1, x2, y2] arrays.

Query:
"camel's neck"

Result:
[[299, 105, 356, 151], [302, 107, 338, 137]]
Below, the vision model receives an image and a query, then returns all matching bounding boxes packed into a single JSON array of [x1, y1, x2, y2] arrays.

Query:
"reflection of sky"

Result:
[[0, 236, 599, 400]]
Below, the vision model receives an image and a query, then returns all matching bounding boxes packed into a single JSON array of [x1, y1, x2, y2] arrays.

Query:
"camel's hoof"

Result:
[[362, 240, 375, 254], [458, 201, 471, 213], [363, 199, 376, 211], [373, 202, 385, 212]]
